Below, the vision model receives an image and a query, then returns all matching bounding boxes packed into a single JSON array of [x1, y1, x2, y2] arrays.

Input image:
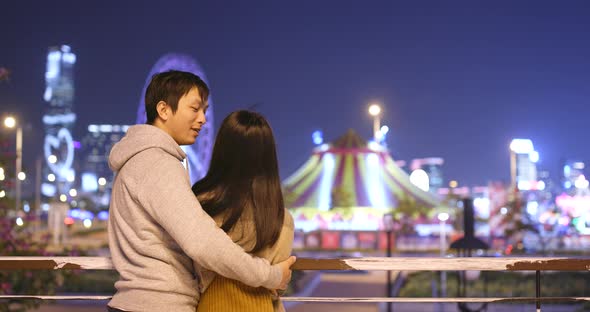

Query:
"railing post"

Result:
[[386, 229, 392, 312], [536, 270, 541, 312], [383, 213, 394, 312]]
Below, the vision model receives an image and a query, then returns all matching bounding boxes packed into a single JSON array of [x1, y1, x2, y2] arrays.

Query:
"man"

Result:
[[107, 70, 295, 312]]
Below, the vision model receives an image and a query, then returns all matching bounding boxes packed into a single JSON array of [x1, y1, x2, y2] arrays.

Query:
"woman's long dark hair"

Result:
[[192, 110, 285, 253]]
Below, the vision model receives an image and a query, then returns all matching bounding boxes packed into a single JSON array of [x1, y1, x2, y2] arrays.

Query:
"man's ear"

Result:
[[156, 101, 169, 121]]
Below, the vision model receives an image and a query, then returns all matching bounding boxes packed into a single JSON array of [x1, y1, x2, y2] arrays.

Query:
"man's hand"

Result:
[[275, 256, 296, 290]]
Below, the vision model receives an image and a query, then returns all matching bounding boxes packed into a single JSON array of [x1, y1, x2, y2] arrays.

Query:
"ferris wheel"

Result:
[[136, 53, 214, 184]]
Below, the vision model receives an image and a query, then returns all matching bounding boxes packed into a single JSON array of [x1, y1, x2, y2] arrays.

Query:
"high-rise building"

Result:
[[41, 45, 77, 199], [410, 157, 444, 194], [536, 169, 556, 198], [79, 124, 130, 208], [509, 139, 539, 191], [0, 133, 13, 193], [562, 160, 585, 192]]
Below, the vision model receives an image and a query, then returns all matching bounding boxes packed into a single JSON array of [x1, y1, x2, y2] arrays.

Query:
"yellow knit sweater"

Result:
[[196, 210, 294, 312], [197, 276, 274, 312]]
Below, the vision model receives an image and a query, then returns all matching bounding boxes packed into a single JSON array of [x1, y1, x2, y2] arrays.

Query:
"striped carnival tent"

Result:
[[283, 129, 442, 232]]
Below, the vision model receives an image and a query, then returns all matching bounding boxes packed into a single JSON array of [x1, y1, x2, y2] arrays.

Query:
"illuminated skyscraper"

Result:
[[41, 45, 77, 199], [562, 160, 585, 192], [410, 157, 444, 194], [509, 139, 540, 191], [79, 124, 130, 208]]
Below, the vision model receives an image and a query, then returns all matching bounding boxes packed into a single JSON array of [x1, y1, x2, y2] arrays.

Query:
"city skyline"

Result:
[[1, 1, 590, 186]]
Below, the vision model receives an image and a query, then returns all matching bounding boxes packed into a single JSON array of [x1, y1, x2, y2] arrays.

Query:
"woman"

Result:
[[192, 110, 294, 312]]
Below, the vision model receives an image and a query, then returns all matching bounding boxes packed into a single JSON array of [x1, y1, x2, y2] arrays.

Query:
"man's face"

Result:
[[165, 87, 208, 145]]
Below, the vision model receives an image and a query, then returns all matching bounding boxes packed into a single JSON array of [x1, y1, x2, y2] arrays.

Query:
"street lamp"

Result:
[[383, 212, 394, 312], [4, 116, 23, 211], [368, 103, 382, 142], [4, 117, 16, 128], [438, 212, 449, 256], [438, 211, 450, 307]]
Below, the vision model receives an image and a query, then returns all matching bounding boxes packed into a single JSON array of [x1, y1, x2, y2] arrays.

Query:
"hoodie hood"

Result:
[[109, 124, 186, 172]]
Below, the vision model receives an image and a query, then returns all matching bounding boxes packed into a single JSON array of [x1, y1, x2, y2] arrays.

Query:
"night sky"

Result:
[[1, 1, 590, 187]]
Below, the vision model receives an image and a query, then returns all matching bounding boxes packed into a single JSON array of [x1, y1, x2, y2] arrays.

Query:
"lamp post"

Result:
[[438, 212, 449, 310], [368, 103, 381, 142], [438, 212, 449, 257], [383, 212, 394, 312], [4, 116, 23, 212]]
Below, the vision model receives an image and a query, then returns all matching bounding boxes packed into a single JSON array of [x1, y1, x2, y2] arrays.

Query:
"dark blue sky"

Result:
[[1, 1, 590, 186]]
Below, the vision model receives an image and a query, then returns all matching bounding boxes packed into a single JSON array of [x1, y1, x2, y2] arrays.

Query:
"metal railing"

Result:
[[1, 256, 590, 310]]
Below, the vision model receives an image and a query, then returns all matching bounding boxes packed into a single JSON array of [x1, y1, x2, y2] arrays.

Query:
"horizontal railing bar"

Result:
[[292, 257, 590, 271], [0, 257, 112, 270], [0, 295, 112, 300], [281, 297, 590, 303], [1, 296, 589, 303], [1, 257, 590, 271]]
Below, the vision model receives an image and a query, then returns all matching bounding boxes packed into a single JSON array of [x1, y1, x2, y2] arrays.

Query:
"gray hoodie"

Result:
[[107, 124, 281, 312]]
